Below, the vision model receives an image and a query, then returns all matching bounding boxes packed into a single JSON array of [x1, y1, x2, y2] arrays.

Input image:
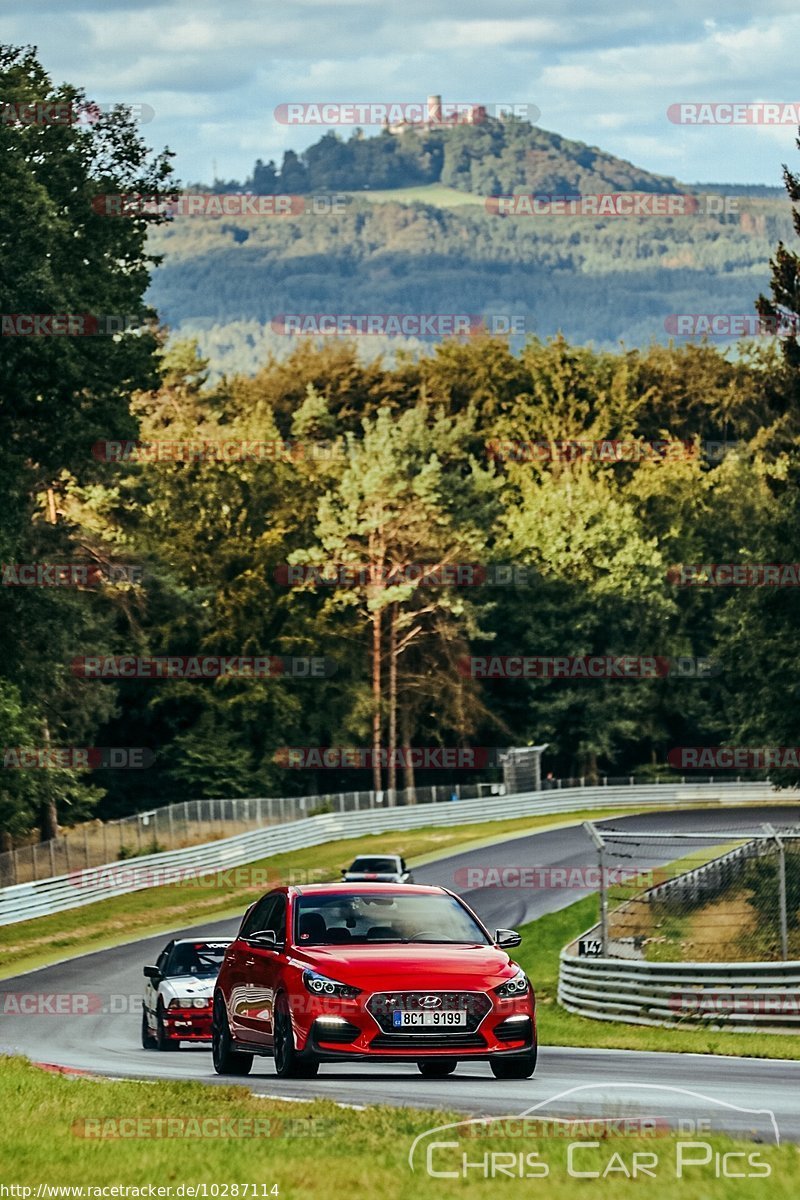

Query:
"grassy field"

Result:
[[0, 805, 654, 978], [0, 1055, 794, 1198], [343, 183, 486, 208]]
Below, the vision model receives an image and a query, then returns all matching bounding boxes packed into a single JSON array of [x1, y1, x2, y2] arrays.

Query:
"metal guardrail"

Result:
[[559, 953, 800, 1030], [0, 780, 779, 927], [0, 773, 773, 888], [0, 784, 487, 887], [559, 830, 800, 1030]]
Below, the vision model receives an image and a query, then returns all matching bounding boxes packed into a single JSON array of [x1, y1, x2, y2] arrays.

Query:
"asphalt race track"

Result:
[[2, 806, 799, 1141]]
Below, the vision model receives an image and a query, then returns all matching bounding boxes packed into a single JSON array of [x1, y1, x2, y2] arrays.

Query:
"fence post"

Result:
[[49, 839, 56, 877], [763, 824, 789, 961], [583, 821, 608, 955], [84, 825, 90, 868]]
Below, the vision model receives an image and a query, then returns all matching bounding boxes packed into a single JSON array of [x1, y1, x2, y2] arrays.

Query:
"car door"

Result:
[[144, 942, 172, 1028], [226, 895, 277, 1042], [245, 893, 288, 1049]]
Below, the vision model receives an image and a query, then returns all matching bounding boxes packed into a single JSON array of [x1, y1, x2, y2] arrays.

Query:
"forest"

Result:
[[3, 44, 800, 843]]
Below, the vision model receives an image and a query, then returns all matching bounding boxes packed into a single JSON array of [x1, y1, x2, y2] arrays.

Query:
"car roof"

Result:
[[351, 853, 401, 860], [171, 936, 232, 945], [290, 882, 445, 896]]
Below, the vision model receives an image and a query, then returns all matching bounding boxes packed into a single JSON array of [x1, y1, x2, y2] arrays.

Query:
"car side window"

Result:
[[156, 945, 171, 974], [400, 859, 407, 871], [241, 894, 278, 939], [264, 895, 287, 943]]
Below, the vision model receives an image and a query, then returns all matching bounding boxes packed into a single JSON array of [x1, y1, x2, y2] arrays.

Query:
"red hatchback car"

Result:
[[212, 883, 536, 1079]]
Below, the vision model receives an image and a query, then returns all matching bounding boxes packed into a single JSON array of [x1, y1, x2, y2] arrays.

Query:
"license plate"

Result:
[[392, 1010, 467, 1028]]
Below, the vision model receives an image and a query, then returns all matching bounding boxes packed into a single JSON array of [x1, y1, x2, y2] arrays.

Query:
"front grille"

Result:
[[367, 991, 492, 1035], [495, 1016, 532, 1042], [371, 1032, 486, 1050], [313, 1020, 360, 1044]]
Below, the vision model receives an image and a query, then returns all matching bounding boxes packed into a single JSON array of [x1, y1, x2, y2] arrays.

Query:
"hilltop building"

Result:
[[387, 95, 487, 134]]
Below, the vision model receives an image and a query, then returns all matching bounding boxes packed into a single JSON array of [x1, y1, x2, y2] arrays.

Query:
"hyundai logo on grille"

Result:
[[418, 995, 442, 1008]]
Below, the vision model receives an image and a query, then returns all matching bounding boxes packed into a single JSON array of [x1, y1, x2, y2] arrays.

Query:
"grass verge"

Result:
[[343, 183, 486, 207], [0, 1055, 794, 1197]]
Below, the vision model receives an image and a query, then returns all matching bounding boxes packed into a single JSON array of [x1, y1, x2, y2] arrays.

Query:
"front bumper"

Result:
[[162, 1006, 214, 1041], [292, 989, 536, 1059]]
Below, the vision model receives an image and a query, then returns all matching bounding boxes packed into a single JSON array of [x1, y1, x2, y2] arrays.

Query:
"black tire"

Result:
[[417, 1059, 457, 1078], [273, 995, 319, 1078], [141, 1007, 156, 1050], [489, 1041, 537, 1080], [155, 1000, 179, 1051], [212, 995, 253, 1076]]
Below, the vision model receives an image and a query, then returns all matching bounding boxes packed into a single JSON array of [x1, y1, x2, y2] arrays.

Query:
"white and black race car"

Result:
[[141, 937, 230, 1050]]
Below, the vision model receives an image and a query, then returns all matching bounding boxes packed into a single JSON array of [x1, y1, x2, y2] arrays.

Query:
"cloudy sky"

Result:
[[4, 0, 800, 186]]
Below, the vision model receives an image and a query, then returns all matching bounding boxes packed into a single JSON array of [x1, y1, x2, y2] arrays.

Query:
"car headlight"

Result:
[[302, 970, 361, 999], [494, 968, 530, 998], [169, 997, 209, 1009]]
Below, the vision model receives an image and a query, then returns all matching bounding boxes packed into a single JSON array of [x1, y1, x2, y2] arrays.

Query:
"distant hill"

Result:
[[208, 117, 683, 199], [148, 122, 796, 376]]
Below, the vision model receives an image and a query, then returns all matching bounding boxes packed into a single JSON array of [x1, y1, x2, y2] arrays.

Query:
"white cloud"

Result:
[[2, 0, 798, 184]]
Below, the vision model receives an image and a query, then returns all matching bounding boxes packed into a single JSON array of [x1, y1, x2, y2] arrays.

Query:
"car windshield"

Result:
[[295, 892, 490, 945], [348, 857, 399, 873], [164, 941, 229, 977]]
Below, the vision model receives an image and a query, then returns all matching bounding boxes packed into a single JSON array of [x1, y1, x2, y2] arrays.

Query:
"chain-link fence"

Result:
[[0, 781, 512, 888], [0, 773, 778, 890], [584, 822, 800, 963]]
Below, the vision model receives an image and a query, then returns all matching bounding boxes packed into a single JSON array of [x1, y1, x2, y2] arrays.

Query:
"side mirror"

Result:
[[143, 965, 160, 979], [247, 929, 283, 950], [341, 867, 348, 876], [495, 928, 522, 949]]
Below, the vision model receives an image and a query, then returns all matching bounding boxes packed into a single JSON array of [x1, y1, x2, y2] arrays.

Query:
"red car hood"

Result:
[[295, 943, 516, 989]]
